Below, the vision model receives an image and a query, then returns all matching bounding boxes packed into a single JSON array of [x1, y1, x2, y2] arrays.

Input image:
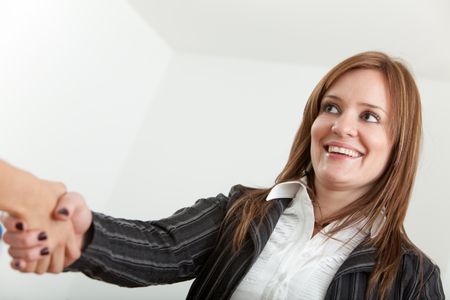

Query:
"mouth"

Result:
[[324, 144, 363, 158]]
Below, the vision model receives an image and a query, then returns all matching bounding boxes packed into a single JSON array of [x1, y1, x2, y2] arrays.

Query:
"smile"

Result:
[[325, 145, 362, 158]]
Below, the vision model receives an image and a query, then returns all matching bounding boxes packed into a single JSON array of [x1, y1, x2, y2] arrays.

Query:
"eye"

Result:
[[322, 103, 340, 114], [361, 111, 380, 123]]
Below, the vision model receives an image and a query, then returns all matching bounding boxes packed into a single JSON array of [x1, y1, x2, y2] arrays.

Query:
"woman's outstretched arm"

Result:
[[3, 189, 234, 286]]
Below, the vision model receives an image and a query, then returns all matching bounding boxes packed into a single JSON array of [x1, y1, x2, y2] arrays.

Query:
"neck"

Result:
[[312, 178, 369, 222]]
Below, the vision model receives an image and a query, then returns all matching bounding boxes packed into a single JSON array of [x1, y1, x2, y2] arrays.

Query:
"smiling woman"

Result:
[[311, 69, 393, 210], [220, 51, 443, 299], [1, 51, 445, 300]]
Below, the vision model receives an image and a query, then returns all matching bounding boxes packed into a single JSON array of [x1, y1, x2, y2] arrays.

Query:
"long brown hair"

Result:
[[223, 51, 423, 299]]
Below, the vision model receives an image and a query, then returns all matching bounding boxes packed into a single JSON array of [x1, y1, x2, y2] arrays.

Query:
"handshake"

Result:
[[0, 160, 92, 274]]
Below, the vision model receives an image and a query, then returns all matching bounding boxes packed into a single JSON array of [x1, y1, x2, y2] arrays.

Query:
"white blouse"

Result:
[[230, 180, 380, 300]]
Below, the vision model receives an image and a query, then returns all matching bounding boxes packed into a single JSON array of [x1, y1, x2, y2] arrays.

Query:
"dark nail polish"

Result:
[[14, 261, 21, 269], [15, 222, 24, 231], [40, 247, 49, 256], [58, 208, 69, 216], [37, 232, 47, 241]]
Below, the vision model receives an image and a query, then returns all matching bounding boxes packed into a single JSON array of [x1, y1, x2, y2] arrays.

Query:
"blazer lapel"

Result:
[[332, 240, 377, 279], [187, 193, 292, 300], [248, 198, 292, 257]]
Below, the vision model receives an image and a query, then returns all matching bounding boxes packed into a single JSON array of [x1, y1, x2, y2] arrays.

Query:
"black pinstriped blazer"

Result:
[[67, 185, 445, 299]]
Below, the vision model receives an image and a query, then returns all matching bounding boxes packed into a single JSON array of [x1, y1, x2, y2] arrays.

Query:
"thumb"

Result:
[[53, 192, 84, 221], [52, 192, 92, 235]]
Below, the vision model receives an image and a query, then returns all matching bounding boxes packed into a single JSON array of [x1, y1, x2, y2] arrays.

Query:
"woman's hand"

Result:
[[1, 192, 93, 274]]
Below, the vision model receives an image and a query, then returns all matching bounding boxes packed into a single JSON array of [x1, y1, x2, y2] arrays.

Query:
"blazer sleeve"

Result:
[[64, 190, 233, 287], [418, 264, 445, 300]]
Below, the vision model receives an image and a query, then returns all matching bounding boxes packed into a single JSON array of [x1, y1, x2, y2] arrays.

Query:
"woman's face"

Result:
[[310, 69, 393, 192]]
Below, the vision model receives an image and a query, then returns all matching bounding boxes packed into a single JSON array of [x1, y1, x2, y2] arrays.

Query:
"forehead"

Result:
[[325, 69, 390, 111]]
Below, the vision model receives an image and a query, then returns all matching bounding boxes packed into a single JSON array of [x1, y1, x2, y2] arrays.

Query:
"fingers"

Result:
[[11, 259, 25, 271], [23, 260, 38, 273], [3, 213, 43, 274], [52, 191, 93, 236], [35, 255, 51, 275], [1, 214, 27, 232], [53, 195, 75, 221], [10, 246, 66, 274], [3, 229, 48, 248], [4, 229, 51, 262], [8, 244, 50, 261], [3, 190, 91, 275], [10, 258, 39, 273], [48, 245, 65, 273]]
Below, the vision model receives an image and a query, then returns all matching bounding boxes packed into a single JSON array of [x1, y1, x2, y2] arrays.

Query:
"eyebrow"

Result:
[[323, 94, 388, 115]]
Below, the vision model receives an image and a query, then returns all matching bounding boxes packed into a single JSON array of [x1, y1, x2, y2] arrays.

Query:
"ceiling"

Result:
[[127, 0, 450, 81]]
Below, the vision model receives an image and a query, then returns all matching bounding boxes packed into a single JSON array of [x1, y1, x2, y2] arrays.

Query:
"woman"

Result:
[[2, 51, 445, 299]]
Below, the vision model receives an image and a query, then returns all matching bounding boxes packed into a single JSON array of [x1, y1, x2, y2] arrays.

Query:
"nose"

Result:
[[331, 114, 358, 137]]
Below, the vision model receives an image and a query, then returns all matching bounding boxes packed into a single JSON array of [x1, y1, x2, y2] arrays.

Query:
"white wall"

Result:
[[69, 53, 449, 299], [1, 1, 449, 299], [407, 78, 450, 296], [0, 0, 172, 299], [62, 53, 327, 300]]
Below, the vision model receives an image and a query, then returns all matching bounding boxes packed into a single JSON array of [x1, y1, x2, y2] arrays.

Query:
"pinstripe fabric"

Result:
[[66, 185, 445, 299], [186, 188, 291, 300], [324, 245, 445, 299], [66, 191, 232, 285]]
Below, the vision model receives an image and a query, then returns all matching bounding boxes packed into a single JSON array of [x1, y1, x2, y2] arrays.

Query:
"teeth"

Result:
[[328, 146, 360, 158]]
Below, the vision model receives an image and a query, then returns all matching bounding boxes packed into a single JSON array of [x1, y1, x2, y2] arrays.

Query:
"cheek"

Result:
[[311, 116, 330, 145], [364, 130, 392, 161], [310, 120, 320, 153], [310, 117, 329, 159], [365, 135, 393, 180]]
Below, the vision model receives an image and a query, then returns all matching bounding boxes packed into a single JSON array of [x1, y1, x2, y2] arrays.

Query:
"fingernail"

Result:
[[37, 232, 47, 241], [40, 247, 49, 256], [58, 208, 69, 216], [15, 222, 24, 231], [14, 261, 21, 269]]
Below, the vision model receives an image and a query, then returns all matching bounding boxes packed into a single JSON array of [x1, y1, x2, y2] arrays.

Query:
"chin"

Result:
[[317, 171, 354, 187]]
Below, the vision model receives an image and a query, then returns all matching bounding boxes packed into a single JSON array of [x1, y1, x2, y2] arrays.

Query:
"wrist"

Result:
[[81, 222, 95, 252]]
